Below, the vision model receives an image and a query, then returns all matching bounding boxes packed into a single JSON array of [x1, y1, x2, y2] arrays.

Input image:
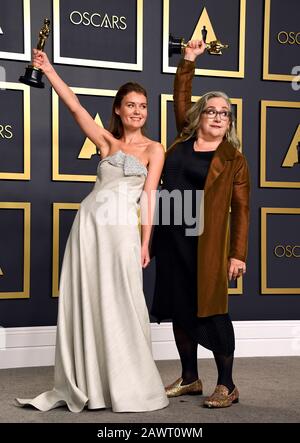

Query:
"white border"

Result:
[[1, 321, 299, 369], [162, 0, 246, 78], [53, 0, 143, 70], [0, 0, 31, 61]]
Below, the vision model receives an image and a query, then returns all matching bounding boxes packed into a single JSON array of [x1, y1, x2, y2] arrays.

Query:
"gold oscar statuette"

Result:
[[19, 18, 50, 88], [169, 26, 229, 57]]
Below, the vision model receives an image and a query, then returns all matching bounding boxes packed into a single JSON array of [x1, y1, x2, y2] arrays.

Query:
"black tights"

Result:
[[173, 321, 198, 384], [173, 321, 235, 391]]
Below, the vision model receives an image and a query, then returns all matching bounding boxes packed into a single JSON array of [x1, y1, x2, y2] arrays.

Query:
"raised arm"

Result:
[[32, 49, 114, 157], [173, 40, 205, 135]]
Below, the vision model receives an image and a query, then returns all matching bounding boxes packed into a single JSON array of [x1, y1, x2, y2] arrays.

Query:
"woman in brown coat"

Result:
[[151, 40, 250, 408]]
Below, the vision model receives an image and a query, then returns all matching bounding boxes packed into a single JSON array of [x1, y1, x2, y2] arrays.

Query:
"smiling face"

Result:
[[197, 97, 231, 140], [115, 92, 148, 131]]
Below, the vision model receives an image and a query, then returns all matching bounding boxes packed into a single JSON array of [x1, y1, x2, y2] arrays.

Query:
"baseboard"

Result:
[[0, 321, 299, 369]]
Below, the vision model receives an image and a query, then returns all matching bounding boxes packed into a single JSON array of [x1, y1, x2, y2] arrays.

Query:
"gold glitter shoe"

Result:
[[165, 377, 203, 397], [203, 385, 239, 408]]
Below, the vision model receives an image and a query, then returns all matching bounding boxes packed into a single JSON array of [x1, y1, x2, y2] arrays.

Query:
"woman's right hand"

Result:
[[184, 39, 206, 62], [32, 49, 53, 75]]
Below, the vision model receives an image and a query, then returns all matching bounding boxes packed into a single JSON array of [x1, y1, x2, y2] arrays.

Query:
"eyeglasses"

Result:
[[202, 108, 232, 120]]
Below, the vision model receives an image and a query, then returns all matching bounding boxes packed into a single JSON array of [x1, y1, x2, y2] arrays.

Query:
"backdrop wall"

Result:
[[0, 0, 299, 336]]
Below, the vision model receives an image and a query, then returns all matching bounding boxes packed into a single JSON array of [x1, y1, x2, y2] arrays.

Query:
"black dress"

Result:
[[151, 138, 234, 356]]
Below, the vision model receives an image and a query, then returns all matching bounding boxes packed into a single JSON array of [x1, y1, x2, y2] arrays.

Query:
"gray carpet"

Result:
[[1, 357, 299, 423]]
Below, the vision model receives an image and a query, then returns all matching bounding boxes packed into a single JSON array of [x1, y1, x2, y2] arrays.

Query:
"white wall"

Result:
[[1, 321, 300, 369]]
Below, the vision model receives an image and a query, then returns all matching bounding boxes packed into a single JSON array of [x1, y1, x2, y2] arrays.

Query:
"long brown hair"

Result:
[[108, 82, 148, 139]]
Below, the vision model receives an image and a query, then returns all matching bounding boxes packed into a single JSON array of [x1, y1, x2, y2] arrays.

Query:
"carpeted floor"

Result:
[[1, 357, 299, 423]]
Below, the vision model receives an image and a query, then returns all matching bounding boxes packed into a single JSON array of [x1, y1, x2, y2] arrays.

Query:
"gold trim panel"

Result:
[[0, 202, 30, 299]]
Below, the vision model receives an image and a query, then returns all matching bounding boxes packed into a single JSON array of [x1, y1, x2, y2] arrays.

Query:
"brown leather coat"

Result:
[[168, 59, 250, 317]]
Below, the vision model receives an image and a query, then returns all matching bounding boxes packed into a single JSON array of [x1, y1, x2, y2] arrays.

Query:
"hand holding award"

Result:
[[169, 26, 228, 57], [19, 18, 51, 88]]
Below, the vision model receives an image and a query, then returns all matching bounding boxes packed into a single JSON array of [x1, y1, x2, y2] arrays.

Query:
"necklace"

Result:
[[193, 140, 217, 152]]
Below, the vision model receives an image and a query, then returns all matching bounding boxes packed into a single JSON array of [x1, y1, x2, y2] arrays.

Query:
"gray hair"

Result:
[[181, 91, 240, 150]]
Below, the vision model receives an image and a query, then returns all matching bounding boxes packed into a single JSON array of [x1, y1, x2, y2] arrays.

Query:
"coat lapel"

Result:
[[204, 140, 237, 193]]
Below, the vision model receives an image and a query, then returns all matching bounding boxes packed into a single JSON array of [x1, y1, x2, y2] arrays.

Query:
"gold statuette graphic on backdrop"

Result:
[[169, 26, 229, 56], [19, 18, 50, 88]]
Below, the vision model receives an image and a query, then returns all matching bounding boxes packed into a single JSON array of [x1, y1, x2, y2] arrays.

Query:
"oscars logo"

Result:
[[78, 114, 103, 159], [274, 245, 300, 258], [277, 31, 300, 45], [0, 124, 13, 139], [169, 6, 229, 57], [281, 126, 300, 168], [69, 10, 127, 30], [19, 18, 50, 88]]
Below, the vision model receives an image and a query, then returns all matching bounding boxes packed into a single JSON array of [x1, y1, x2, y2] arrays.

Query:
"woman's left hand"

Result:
[[228, 258, 246, 281], [141, 244, 150, 268]]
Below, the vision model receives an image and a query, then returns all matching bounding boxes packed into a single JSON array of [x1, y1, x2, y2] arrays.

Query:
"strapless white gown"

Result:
[[16, 150, 169, 413]]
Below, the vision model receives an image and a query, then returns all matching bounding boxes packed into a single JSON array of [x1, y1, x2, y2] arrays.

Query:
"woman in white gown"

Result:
[[16, 50, 168, 413]]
